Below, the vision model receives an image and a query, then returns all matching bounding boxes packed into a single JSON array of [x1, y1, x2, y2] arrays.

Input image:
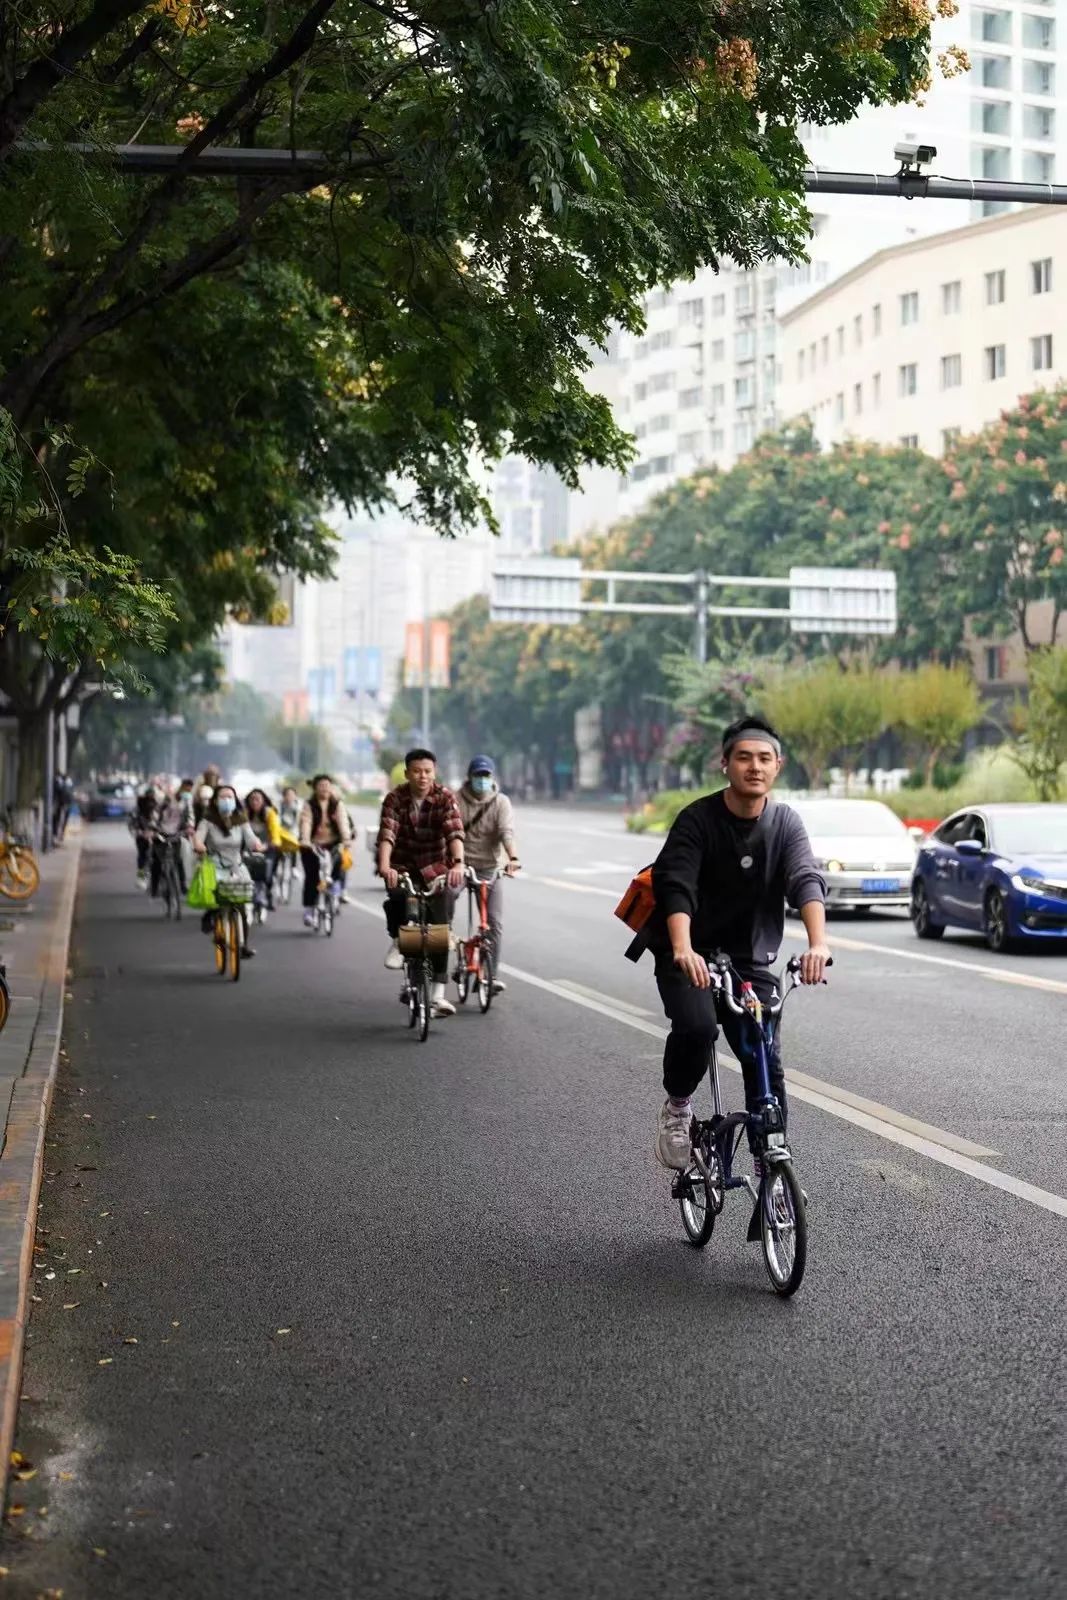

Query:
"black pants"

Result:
[[385, 888, 451, 979], [654, 954, 786, 1141], [135, 834, 151, 871], [301, 846, 342, 909]]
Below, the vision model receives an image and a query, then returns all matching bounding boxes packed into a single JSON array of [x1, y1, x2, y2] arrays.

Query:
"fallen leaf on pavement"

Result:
[[44, 1271, 56, 1281], [62, 1303, 80, 1311], [171, 1321, 180, 1328], [10, 1452, 28, 1468], [66, 1269, 82, 1277], [275, 1328, 291, 1336], [59, 1472, 74, 1482], [13, 1467, 37, 1482], [6, 1505, 24, 1518], [97, 1358, 113, 1366], [92, 1547, 107, 1558], [123, 1337, 138, 1345]]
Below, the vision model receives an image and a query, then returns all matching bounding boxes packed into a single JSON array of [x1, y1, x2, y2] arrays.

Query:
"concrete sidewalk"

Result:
[[0, 835, 81, 1481]]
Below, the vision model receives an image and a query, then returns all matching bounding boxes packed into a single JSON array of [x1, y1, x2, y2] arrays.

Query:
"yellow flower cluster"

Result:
[[938, 45, 970, 77], [714, 38, 758, 100], [580, 42, 631, 90]]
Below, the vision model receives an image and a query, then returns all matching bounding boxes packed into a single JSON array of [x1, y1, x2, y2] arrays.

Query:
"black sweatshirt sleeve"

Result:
[[781, 809, 826, 910], [651, 804, 705, 920]]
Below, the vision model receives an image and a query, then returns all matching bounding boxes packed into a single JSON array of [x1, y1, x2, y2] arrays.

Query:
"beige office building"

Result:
[[777, 206, 1067, 458]]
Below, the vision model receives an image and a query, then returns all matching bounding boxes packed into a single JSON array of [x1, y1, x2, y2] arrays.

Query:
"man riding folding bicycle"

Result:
[[377, 749, 465, 1017], [454, 755, 520, 996], [636, 717, 830, 1216]]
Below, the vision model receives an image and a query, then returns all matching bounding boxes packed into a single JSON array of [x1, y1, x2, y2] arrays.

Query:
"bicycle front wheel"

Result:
[[417, 965, 431, 1042], [0, 850, 39, 900], [228, 908, 241, 982], [476, 946, 494, 1013], [0, 972, 9, 1034], [759, 1161, 807, 1297], [214, 914, 227, 975]]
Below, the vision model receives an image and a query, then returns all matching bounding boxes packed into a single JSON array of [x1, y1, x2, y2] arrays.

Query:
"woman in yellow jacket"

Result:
[[244, 788, 282, 911]]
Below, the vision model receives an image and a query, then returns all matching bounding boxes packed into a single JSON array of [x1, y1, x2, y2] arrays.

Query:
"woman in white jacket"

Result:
[[455, 755, 520, 993]]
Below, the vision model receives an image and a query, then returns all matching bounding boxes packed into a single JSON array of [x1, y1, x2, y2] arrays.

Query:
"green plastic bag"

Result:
[[187, 858, 218, 910]]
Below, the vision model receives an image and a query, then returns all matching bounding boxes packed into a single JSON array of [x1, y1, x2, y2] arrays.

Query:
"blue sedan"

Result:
[[911, 804, 1067, 953]]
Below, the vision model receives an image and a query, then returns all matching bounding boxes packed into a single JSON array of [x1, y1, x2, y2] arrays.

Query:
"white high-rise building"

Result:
[[568, 4, 1066, 523]]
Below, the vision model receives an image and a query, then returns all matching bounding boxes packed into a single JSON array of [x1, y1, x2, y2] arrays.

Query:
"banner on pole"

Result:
[[403, 622, 450, 688]]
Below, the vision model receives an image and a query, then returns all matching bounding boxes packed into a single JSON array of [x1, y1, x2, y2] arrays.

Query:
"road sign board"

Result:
[[490, 557, 582, 624], [788, 567, 897, 635]]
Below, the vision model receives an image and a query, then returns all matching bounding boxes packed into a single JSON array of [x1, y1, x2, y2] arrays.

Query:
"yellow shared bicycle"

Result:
[[0, 830, 39, 901]]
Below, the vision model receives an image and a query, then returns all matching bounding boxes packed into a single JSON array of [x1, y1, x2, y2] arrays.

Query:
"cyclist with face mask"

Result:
[[455, 755, 520, 993], [193, 785, 263, 957]]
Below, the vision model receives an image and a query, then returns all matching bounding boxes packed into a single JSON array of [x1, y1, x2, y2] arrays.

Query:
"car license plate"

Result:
[[861, 877, 900, 893]]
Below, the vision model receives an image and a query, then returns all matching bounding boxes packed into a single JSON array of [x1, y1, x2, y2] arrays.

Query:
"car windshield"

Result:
[[791, 802, 903, 838], [991, 809, 1067, 857]]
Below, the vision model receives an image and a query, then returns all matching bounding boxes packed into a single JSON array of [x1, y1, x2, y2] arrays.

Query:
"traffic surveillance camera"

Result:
[[894, 141, 937, 172]]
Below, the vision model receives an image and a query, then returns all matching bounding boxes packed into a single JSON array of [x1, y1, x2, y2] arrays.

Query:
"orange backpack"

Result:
[[614, 865, 656, 934]]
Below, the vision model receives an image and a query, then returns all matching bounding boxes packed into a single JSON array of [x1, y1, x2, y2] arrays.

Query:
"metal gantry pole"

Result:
[[694, 571, 709, 666], [421, 564, 431, 750]]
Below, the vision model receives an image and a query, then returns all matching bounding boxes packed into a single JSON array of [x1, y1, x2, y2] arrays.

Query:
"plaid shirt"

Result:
[[378, 782, 464, 884]]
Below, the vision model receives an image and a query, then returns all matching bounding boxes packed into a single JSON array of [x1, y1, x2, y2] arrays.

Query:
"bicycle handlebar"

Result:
[[395, 871, 448, 896], [711, 951, 833, 1018]]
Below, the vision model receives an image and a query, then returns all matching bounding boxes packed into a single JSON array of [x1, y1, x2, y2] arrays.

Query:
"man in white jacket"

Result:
[[455, 755, 520, 993]]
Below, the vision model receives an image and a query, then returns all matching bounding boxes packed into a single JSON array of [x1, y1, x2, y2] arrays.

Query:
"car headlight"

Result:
[[1011, 873, 1047, 893], [824, 858, 843, 874]]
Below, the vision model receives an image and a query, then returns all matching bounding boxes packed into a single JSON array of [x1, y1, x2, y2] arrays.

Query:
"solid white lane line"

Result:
[[781, 923, 1067, 996], [550, 978, 655, 1018], [523, 874, 618, 898], [496, 964, 1067, 1218]]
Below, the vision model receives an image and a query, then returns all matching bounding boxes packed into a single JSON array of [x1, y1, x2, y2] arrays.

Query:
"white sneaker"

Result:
[[339, 892, 351, 905], [431, 983, 455, 1017], [384, 940, 404, 970], [303, 910, 317, 929], [491, 979, 507, 995], [655, 1100, 693, 1170]]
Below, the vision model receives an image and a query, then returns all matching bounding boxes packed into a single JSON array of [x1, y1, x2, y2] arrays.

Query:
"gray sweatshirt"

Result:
[[456, 782, 518, 872]]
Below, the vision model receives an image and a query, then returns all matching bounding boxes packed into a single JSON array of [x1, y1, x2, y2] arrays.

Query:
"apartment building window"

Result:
[[712, 339, 725, 361], [978, 54, 1011, 88], [973, 8, 1011, 44], [985, 268, 1006, 304], [872, 303, 882, 336], [645, 290, 668, 312], [984, 343, 1006, 379], [710, 429, 725, 451], [735, 375, 754, 405], [649, 330, 673, 351], [1031, 257, 1053, 294], [735, 329, 756, 360], [1023, 150, 1055, 182], [734, 282, 754, 313], [712, 294, 726, 316], [853, 314, 863, 347], [679, 386, 702, 409], [821, 334, 830, 362], [941, 353, 962, 389], [942, 426, 961, 452], [1024, 104, 1055, 140], [809, 342, 816, 370], [711, 383, 725, 407], [797, 350, 806, 380], [678, 297, 704, 326], [1022, 14, 1055, 50], [649, 413, 671, 433], [648, 370, 674, 394], [899, 291, 919, 326], [834, 393, 845, 422], [853, 382, 863, 415], [1024, 59, 1055, 94], [872, 372, 881, 406], [985, 646, 1005, 683], [678, 431, 703, 454], [900, 434, 919, 449], [1032, 334, 1053, 370], [976, 144, 1010, 179], [941, 280, 962, 314], [836, 325, 845, 355], [975, 99, 1011, 135], [734, 419, 755, 452], [898, 362, 918, 397]]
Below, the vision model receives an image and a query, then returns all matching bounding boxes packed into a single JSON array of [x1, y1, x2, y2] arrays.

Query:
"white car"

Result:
[[787, 798, 917, 913]]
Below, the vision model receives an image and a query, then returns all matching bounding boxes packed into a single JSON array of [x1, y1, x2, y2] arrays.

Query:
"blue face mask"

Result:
[[470, 775, 492, 796], [217, 797, 236, 816]]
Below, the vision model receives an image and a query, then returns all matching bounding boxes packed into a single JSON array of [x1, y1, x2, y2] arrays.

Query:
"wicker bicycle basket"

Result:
[[215, 878, 254, 905]]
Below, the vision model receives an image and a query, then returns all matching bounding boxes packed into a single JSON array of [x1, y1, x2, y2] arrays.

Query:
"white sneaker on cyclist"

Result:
[[490, 979, 507, 995], [655, 1099, 693, 1170], [339, 892, 351, 905], [384, 940, 404, 970], [431, 983, 455, 1017], [303, 909, 317, 929]]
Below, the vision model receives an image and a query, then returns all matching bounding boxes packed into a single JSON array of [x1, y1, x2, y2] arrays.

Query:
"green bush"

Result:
[[881, 745, 1045, 821], [626, 784, 723, 834]]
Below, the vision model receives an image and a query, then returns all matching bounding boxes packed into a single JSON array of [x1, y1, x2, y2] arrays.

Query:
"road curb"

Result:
[[0, 840, 81, 1491]]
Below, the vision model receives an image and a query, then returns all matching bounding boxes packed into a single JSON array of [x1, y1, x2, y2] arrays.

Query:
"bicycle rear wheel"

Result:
[[405, 961, 418, 1028], [214, 913, 227, 975], [417, 964, 431, 1041], [759, 1160, 807, 1297], [476, 946, 494, 1013], [0, 972, 9, 1034], [678, 1137, 722, 1248]]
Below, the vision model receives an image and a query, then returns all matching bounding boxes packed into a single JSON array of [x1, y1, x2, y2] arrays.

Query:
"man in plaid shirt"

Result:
[[377, 748, 466, 1016]]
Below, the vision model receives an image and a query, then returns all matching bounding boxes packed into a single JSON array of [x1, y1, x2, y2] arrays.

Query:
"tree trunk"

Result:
[[14, 707, 46, 846]]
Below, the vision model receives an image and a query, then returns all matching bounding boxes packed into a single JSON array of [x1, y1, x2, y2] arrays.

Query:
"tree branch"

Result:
[[0, 0, 147, 162]]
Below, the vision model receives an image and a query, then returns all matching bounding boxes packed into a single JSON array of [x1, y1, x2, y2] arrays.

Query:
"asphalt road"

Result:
[[3, 808, 1067, 1599]]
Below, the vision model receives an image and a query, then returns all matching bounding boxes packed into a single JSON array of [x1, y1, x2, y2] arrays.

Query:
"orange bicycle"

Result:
[[0, 827, 39, 901], [453, 868, 504, 1013]]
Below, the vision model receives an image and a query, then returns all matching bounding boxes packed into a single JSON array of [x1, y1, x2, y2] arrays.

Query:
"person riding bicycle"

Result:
[[645, 715, 830, 1177], [132, 778, 163, 884], [298, 774, 352, 928], [148, 783, 188, 898], [278, 785, 302, 836], [455, 755, 520, 995], [193, 765, 222, 825], [245, 788, 282, 911], [193, 785, 263, 957], [377, 748, 465, 1018]]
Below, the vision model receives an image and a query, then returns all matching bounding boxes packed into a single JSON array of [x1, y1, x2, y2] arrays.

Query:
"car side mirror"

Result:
[[956, 838, 983, 856], [907, 826, 926, 844]]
